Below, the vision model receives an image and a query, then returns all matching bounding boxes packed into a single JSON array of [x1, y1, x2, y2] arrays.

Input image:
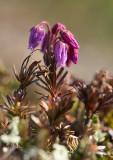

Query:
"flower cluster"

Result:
[[28, 21, 79, 67]]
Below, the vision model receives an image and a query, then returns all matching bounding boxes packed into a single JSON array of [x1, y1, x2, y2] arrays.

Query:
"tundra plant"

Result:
[[0, 21, 113, 160]]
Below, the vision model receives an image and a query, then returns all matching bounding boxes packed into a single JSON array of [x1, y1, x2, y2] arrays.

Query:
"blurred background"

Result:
[[0, 0, 113, 82]]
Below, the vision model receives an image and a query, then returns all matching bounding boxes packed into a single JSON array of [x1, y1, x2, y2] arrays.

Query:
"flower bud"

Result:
[[66, 51, 72, 67], [66, 47, 78, 67], [52, 23, 66, 34], [41, 33, 48, 52], [55, 41, 68, 67], [60, 30, 79, 49], [70, 48, 78, 64], [28, 25, 45, 51]]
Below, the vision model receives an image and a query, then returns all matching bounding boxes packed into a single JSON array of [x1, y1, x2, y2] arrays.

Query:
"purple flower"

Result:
[[70, 47, 78, 64], [55, 41, 68, 67], [52, 23, 66, 34], [60, 30, 79, 49], [66, 51, 72, 67], [28, 21, 79, 68], [28, 25, 45, 51], [66, 47, 78, 67], [41, 33, 48, 52]]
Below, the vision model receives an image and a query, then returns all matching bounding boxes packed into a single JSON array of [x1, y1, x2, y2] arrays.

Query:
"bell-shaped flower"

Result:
[[41, 33, 48, 52], [60, 30, 79, 49], [28, 25, 45, 51], [66, 51, 72, 67], [52, 23, 66, 34], [55, 41, 68, 67], [66, 47, 78, 67], [70, 47, 78, 64]]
